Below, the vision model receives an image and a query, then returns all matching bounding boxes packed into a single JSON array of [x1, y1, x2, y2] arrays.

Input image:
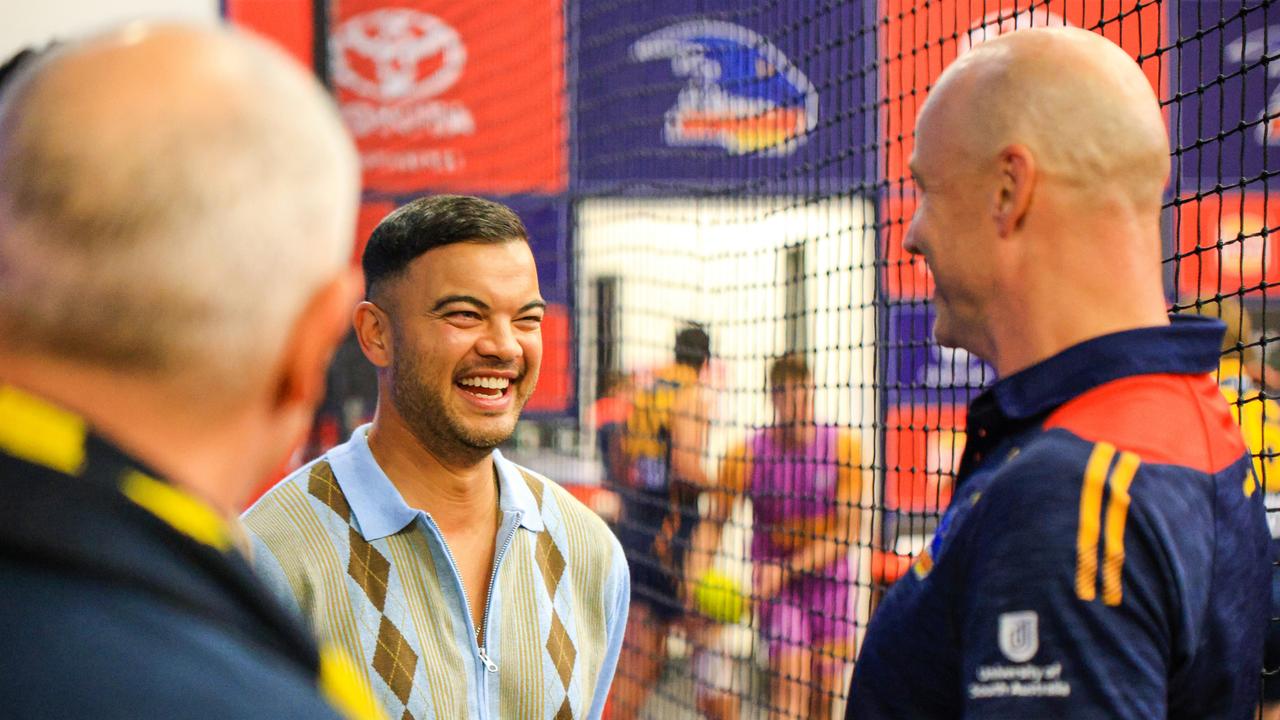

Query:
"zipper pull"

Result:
[[478, 646, 498, 673]]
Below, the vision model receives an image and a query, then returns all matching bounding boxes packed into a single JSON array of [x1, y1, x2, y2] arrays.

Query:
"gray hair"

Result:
[[0, 24, 359, 391]]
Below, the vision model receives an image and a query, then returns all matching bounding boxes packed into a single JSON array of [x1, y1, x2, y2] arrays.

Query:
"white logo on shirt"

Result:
[[971, 611, 1069, 700], [998, 611, 1039, 663]]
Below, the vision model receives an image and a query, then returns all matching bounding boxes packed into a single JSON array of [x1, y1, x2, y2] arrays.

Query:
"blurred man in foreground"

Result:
[[847, 27, 1269, 719], [0, 23, 381, 719]]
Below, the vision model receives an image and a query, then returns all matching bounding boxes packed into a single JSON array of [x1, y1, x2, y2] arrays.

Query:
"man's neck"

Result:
[[0, 355, 254, 517], [987, 274, 1169, 379], [365, 410, 498, 535], [986, 216, 1170, 378]]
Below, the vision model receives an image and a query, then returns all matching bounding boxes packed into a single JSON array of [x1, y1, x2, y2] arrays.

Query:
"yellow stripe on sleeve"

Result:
[[1101, 451, 1141, 606], [912, 547, 933, 579], [1075, 442, 1116, 602], [0, 386, 86, 475], [120, 470, 231, 551], [318, 644, 390, 720]]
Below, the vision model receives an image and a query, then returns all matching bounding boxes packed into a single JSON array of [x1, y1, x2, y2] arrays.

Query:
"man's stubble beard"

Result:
[[389, 349, 530, 459]]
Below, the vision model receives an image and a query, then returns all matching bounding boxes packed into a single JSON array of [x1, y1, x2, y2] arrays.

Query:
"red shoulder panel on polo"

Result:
[[1043, 373, 1245, 475]]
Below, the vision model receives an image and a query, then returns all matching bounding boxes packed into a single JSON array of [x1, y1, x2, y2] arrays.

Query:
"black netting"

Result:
[[234, 1, 1280, 717], [568, 2, 1279, 718]]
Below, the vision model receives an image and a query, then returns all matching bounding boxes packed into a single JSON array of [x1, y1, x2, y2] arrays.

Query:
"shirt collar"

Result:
[[329, 424, 543, 541], [955, 315, 1225, 482], [989, 314, 1225, 420], [494, 451, 545, 533]]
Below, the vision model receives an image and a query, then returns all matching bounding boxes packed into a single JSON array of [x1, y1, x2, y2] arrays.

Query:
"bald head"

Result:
[[922, 27, 1169, 210], [905, 27, 1173, 373], [0, 24, 358, 391]]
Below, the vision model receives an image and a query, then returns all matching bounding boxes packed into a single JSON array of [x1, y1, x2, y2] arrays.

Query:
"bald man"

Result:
[[0, 24, 385, 720], [846, 28, 1269, 719]]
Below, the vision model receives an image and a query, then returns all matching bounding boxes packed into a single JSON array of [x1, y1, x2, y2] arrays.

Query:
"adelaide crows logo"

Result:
[[630, 20, 818, 156], [1226, 25, 1280, 147]]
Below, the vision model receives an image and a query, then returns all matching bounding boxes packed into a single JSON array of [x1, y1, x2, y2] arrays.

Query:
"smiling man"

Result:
[[846, 27, 1268, 719], [244, 195, 629, 720]]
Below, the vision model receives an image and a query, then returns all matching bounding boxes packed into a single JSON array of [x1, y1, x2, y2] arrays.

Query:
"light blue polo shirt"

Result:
[[244, 425, 630, 720]]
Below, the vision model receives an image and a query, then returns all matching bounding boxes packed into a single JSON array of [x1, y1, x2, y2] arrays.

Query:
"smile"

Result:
[[456, 375, 512, 399]]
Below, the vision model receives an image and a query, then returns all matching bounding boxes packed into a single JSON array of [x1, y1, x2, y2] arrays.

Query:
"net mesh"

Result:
[[567, 2, 1279, 718], [232, 0, 1280, 716]]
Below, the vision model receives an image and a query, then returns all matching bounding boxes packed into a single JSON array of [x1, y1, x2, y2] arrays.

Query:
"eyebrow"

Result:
[[431, 295, 489, 313], [430, 295, 547, 314]]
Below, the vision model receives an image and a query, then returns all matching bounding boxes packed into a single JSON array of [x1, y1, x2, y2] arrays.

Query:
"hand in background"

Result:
[[754, 562, 787, 603]]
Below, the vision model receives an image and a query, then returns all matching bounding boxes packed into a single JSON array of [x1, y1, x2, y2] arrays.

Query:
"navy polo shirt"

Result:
[[847, 316, 1270, 719]]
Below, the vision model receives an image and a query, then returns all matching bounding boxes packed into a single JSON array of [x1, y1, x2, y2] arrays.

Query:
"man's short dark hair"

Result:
[[362, 195, 528, 298], [674, 324, 711, 369]]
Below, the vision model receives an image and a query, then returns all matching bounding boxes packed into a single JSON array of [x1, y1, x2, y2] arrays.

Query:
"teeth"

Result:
[[458, 376, 510, 390]]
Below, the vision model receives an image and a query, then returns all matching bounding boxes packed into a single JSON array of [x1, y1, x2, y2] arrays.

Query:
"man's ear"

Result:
[[994, 144, 1036, 238], [272, 266, 363, 413], [353, 297, 393, 369]]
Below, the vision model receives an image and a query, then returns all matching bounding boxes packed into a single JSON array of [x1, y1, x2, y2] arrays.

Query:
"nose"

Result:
[[476, 319, 522, 363], [902, 220, 923, 257]]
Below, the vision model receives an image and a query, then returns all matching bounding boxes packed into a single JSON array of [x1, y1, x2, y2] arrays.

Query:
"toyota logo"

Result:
[[331, 9, 466, 102]]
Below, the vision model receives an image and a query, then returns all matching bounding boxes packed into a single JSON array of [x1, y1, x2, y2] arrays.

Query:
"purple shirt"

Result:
[[746, 424, 852, 584]]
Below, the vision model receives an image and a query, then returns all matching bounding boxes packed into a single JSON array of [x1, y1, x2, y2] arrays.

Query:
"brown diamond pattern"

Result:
[[347, 527, 391, 611], [372, 615, 418, 705], [307, 462, 351, 520], [400, 710, 415, 720], [546, 613, 576, 689], [518, 468, 576, 717], [521, 469, 545, 509], [535, 532, 567, 599]]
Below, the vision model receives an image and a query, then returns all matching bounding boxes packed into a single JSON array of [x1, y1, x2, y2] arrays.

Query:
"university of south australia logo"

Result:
[[998, 610, 1039, 663]]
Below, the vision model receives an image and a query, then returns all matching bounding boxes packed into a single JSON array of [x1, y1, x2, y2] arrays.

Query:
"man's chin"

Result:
[[448, 393, 528, 451], [931, 312, 956, 348], [456, 417, 518, 450], [932, 311, 987, 360]]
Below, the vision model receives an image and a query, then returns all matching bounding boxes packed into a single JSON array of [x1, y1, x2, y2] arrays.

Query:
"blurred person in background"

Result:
[[304, 331, 380, 462], [691, 353, 862, 720], [847, 27, 1269, 719], [1187, 298, 1280, 717], [1188, 297, 1280, 505], [613, 324, 712, 719], [0, 23, 382, 719], [591, 369, 634, 526]]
